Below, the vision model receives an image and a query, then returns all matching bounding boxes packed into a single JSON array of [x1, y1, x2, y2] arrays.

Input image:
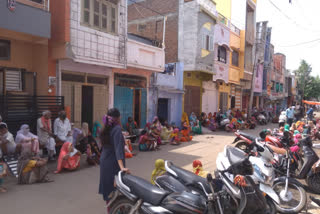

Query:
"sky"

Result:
[[256, 0, 320, 76]]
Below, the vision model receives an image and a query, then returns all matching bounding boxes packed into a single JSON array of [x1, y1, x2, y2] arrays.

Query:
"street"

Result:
[[1, 123, 320, 214]]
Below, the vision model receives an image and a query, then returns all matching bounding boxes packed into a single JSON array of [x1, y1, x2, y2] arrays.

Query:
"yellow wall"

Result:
[[239, 30, 245, 79], [229, 31, 241, 85], [215, 0, 232, 19]]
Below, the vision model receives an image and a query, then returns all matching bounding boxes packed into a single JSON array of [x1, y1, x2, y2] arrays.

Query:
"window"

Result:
[[0, 40, 10, 60], [82, 0, 118, 34], [5, 70, 22, 91], [218, 46, 227, 63], [202, 34, 213, 51], [232, 50, 239, 67]]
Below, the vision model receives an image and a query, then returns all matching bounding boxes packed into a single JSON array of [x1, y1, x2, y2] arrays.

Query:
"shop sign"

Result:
[[8, 0, 16, 12]]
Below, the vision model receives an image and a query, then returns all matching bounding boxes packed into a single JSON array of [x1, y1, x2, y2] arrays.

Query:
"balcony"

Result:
[[127, 36, 165, 72], [197, 0, 218, 18], [213, 60, 229, 83], [0, 0, 51, 38]]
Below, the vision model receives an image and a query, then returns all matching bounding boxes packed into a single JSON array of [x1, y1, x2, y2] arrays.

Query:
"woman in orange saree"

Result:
[[180, 122, 193, 142], [54, 142, 81, 173]]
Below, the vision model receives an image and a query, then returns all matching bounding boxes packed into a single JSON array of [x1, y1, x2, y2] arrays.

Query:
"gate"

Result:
[[0, 95, 64, 135], [184, 86, 201, 116]]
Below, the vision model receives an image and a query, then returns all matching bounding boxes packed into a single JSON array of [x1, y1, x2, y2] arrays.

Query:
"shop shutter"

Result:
[[5, 70, 22, 91], [114, 86, 133, 128]]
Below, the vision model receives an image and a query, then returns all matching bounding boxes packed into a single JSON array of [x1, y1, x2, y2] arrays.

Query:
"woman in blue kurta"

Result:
[[99, 108, 130, 203]]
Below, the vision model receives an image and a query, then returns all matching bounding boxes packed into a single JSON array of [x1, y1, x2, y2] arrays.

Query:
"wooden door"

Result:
[[184, 86, 201, 116]]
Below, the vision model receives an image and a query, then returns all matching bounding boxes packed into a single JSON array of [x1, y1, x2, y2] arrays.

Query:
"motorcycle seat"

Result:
[[226, 146, 247, 165], [168, 163, 211, 193], [238, 132, 256, 142], [122, 174, 169, 205]]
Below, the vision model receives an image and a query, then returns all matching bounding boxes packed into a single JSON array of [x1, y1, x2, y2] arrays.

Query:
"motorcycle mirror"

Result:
[[206, 173, 213, 182], [256, 145, 265, 153]]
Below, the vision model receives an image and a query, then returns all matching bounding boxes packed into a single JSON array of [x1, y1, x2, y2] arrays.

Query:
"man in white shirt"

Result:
[[0, 123, 17, 158], [54, 111, 72, 143], [37, 110, 56, 160]]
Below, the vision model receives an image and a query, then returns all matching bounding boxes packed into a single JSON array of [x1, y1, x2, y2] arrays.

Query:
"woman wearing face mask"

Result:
[[54, 142, 81, 173], [15, 124, 39, 156]]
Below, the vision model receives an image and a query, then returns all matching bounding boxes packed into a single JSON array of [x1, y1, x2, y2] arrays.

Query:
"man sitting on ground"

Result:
[[37, 111, 56, 160]]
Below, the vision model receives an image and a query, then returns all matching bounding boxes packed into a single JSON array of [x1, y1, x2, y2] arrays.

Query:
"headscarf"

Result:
[[103, 115, 118, 127], [189, 112, 197, 123], [293, 130, 300, 136], [15, 124, 38, 144], [152, 116, 159, 124], [56, 142, 72, 173], [151, 159, 166, 184], [181, 112, 190, 126], [294, 134, 302, 144], [41, 111, 51, 131], [92, 121, 102, 138], [192, 160, 208, 178], [284, 124, 290, 132], [81, 122, 89, 137], [152, 116, 161, 131]]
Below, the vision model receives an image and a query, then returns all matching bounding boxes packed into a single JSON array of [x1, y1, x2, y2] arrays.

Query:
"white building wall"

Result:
[[69, 0, 127, 69]]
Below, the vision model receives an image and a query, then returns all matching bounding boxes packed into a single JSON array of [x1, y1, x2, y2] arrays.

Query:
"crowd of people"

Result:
[[0, 110, 102, 193]]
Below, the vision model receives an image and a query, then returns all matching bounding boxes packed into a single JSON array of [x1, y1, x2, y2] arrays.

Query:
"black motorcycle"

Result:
[[108, 171, 249, 214]]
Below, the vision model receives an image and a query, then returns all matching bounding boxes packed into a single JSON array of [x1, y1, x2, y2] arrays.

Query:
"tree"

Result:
[[294, 60, 312, 100], [304, 75, 320, 100]]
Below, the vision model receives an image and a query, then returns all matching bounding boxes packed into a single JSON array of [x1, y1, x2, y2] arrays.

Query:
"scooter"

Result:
[[216, 144, 278, 214], [107, 170, 249, 214]]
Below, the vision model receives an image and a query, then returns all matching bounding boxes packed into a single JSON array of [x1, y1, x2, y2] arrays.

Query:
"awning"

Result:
[[216, 42, 233, 52], [303, 100, 320, 105]]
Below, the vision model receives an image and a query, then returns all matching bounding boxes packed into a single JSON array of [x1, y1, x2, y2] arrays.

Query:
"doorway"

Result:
[[134, 89, 141, 127], [82, 86, 93, 129], [219, 92, 228, 113], [184, 86, 201, 115], [157, 98, 169, 123], [231, 96, 235, 109]]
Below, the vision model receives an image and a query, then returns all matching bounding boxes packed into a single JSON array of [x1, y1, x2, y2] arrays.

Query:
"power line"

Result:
[[128, 0, 165, 16], [267, 0, 320, 33], [278, 38, 320, 47]]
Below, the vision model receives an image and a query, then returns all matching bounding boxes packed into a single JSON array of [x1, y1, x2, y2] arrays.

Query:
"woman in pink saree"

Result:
[[54, 142, 80, 173]]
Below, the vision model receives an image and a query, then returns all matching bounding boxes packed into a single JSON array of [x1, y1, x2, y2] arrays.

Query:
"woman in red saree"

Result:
[[180, 122, 193, 142], [54, 142, 80, 173]]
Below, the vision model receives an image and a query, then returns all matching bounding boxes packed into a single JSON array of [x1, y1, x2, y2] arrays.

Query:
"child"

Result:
[[192, 160, 209, 178], [0, 161, 8, 193]]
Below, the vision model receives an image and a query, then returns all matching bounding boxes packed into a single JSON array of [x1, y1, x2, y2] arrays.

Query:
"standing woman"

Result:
[[99, 108, 130, 205]]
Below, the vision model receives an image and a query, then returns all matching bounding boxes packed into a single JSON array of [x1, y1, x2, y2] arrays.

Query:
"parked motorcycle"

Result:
[[273, 136, 320, 194], [108, 169, 253, 214], [232, 132, 307, 213]]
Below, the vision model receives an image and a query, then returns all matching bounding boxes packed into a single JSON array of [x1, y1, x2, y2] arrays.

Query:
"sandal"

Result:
[[0, 187, 7, 193]]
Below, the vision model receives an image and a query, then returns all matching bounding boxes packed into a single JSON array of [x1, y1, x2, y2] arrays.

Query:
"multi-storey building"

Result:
[[128, 0, 218, 118], [49, 0, 164, 128]]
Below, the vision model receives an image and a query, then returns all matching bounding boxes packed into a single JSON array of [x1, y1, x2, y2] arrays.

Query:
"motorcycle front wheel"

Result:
[[272, 180, 307, 213], [109, 197, 142, 214], [306, 172, 320, 194], [266, 197, 277, 214]]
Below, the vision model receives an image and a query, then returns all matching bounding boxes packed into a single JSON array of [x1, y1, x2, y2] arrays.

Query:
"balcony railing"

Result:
[[230, 23, 240, 35], [17, 0, 49, 11]]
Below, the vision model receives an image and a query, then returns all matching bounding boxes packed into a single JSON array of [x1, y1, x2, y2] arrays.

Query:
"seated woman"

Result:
[[181, 112, 190, 128], [0, 123, 17, 157], [15, 124, 39, 156], [17, 137, 52, 184], [170, 128, 181, 145], [151, 118, 162, 145], [160, 121, 173, 143], [54, 142, 81, 173], [92, 121, 102, 148], [138, 130, 157, 151], [207, 112, 217, 131], [199, 112, 209, 127], [126, 117, 139, 136], [180, 122, 193, 142], [151, 159, 166, 185], [189, 112, 202, 134]]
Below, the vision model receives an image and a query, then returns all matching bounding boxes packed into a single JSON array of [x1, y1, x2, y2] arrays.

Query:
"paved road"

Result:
[[1, 123, 319, 214]]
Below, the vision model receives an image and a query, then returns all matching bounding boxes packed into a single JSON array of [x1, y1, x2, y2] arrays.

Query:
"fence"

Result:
[[0, 95, 64, 135]]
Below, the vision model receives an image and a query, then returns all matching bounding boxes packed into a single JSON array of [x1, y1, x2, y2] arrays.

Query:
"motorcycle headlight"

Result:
[[253, 164, 274, 185]]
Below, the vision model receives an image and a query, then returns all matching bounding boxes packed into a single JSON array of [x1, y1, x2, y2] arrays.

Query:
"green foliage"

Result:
[[294, 60, 320, 99]]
